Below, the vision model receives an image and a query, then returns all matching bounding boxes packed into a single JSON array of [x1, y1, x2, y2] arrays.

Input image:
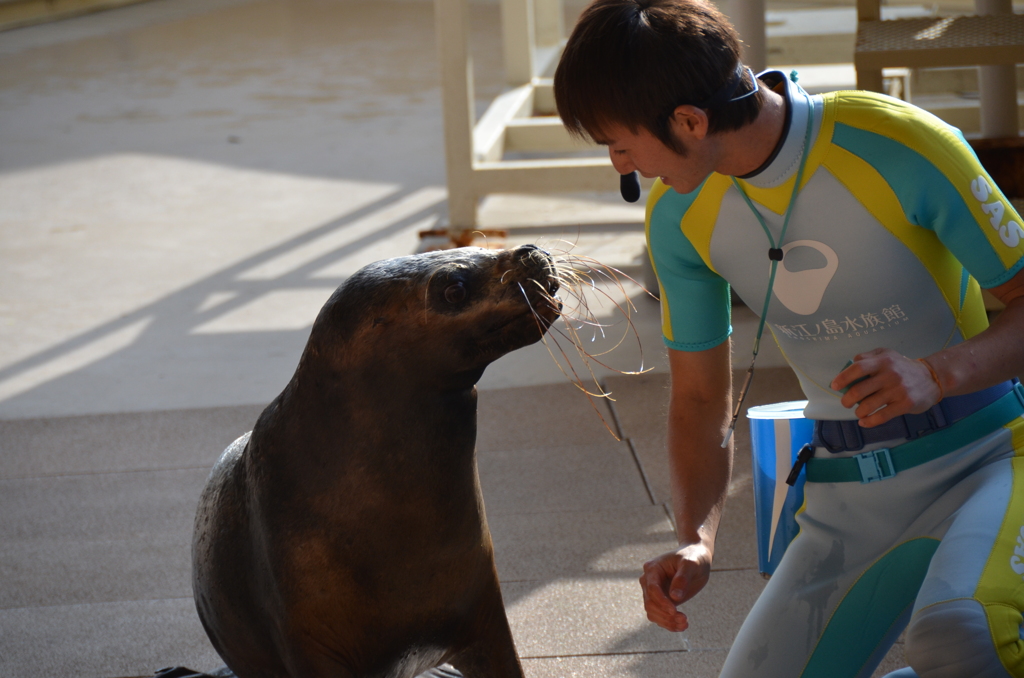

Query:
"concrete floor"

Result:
[[0, 0, 912, 676]]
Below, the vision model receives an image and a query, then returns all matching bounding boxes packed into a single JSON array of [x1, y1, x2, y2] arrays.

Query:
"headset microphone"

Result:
[[620, 170, 641, 203]]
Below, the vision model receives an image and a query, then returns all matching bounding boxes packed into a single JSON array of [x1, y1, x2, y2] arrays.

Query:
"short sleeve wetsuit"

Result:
[[646, 71, 1024, 678]]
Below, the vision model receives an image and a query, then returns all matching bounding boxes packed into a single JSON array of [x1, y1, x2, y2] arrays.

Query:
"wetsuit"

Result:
[[646, 70, 1024, 678]]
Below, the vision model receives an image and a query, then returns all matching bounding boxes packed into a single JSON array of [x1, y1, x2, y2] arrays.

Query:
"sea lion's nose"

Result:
[[513, 243, 550, 263], [510, 244, 557, 294], [496, 243, 553, 281]]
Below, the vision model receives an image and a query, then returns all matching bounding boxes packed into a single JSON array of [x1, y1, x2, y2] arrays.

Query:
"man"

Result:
[[553, 1, 1024, 676]]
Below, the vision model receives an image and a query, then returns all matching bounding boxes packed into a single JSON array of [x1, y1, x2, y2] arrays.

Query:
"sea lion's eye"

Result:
[[444, 282, 467, 304]]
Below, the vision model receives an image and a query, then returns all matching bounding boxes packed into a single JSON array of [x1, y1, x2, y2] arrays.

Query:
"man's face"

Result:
[[595, 121, 716, 195]]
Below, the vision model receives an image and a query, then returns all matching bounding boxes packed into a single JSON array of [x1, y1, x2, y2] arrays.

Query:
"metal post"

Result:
[[434, 0, 479, 229], [502, 0, 536, 86], [534, 0, 563, 48], [721, 0, 766, 73], [976, 0, 1019, 138]]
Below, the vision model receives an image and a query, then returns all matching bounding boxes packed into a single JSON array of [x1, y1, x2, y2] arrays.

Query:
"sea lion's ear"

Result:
[[372, 317, 388, 327]]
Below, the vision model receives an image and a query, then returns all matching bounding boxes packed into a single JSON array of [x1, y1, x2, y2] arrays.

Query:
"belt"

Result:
[[813, 379, 1017, 453], [798, 381, 1024, 484]]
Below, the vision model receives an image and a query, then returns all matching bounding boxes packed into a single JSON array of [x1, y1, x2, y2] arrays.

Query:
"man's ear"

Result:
[[670, 105, 709, 142]]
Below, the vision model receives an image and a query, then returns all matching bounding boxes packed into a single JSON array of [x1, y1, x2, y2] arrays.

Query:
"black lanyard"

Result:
[[721, 100, 815, 448]]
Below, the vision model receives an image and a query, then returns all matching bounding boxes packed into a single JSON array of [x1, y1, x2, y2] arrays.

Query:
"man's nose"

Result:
[[609, 150, 635, 175]]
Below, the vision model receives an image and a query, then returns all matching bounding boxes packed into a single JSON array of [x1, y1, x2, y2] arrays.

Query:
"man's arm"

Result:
[[639, 340, 733, 632], [832, 267, 1024, 427]]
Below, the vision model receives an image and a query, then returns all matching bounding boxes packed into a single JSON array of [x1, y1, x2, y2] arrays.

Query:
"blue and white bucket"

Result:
[[747, 401, 813, 576]]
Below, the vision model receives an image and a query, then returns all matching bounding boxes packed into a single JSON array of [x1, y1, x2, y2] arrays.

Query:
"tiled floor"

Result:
[[0, 0, 914, 676]]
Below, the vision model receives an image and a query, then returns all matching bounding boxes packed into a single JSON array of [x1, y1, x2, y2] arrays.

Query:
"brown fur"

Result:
[[192, 245, 560, 678]]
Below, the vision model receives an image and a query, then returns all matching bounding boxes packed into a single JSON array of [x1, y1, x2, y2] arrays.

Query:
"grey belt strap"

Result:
[[805, 381, 1024, 484]]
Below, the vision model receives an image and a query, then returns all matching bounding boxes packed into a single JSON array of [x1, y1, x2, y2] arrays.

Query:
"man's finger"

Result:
[[646, 605, 689, 632], [669, 567, 689, 602], [640, 571, 675, 610]]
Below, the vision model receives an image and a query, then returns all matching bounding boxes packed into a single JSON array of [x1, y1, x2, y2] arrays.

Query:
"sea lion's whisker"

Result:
[[548, 338, 619, 409], [560, 267, 599, 289], [518, 281, 608, 394], [557, 314, 619, 332], [559, 266, 624, 298], [547, 301, 607, 341], [548, 314, 611, 383], [528, 280, 593, 318], [542, 256, 655, 378], [548, 235, 582, 249], [540, 231, 584, 255], [572, 283, 640, 327], [550, 266, 588, 288], [515, 247, 655, 438], [565, 318, 649, 373], [568, 290, 650, 372], [529, 320, 623, 441], [552, 287, 607, 329], [423, 267, 443, 322], [555, 261, 647, 327], [543, 274, 593, 305], [544, 290, 591, 321], [558, 254, 658, 301]]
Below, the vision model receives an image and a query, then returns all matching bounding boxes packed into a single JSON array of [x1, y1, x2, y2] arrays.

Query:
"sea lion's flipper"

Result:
[[446, 580, 525, 678], [153, 666, 236, 678], [416, 665, 463, 678], [449, 636, 524, 678]]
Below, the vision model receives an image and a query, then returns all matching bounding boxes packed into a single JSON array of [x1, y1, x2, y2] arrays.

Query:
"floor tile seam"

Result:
[[0, 464, 215, 481], [0, 595, 194, 614], [625, 437, 657, 504], [498, 571, 645, 584], [2, 533, 190, 547], [709, 566, 762, 574], [497, 565, 666, 577], [597, 378, 627, 442], [476, 440, 631, 454], [601, 383, 627, 436], [486, 501, 663, 518], [0, 403, 268, 425], [488, 504, 672, 518], [657, 501, 675, 530], [521, 649, 696, 659]]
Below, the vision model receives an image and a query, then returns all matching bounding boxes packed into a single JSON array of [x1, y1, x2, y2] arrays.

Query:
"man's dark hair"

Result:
[[554, 0, 764, 152]]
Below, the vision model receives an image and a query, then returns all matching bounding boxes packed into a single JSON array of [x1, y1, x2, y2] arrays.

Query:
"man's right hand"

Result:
[[639, 542, 712, 632]]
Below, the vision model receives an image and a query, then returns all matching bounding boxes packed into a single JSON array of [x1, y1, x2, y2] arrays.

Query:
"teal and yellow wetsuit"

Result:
[[647, 71, 1024, 678]]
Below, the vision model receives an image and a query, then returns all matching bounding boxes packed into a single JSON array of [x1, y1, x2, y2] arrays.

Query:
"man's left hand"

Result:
[[830, 348, 943, 428]]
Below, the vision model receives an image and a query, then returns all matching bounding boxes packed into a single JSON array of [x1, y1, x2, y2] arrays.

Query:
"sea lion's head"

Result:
[[303, 245, 561, 388]]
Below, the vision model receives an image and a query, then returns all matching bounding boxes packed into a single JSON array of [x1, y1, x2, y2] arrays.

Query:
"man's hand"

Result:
[[639, 542, 712, 632], [830, 348, 942, 428]]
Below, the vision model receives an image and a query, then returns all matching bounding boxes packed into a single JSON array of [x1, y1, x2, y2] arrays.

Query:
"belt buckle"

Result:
[[855, 448, 896, 483]]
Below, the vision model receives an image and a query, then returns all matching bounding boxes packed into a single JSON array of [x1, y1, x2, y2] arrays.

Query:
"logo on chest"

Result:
[[772, 240, 840, 315]]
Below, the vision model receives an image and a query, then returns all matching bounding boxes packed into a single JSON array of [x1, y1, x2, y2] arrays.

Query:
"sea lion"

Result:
[[189, 245, 560, 678]]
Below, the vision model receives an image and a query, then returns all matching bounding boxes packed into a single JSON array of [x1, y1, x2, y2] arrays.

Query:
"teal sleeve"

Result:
[[833, 120, 1024, 289], [646, 185, 732, 351]]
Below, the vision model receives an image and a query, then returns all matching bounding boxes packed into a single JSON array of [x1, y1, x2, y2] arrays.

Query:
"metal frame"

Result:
[[433, 0, 620, 239], [854, 0, 1022, 138]]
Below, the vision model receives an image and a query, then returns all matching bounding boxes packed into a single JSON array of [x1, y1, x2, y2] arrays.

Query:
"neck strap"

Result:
[[721, 92, 816, 447]]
